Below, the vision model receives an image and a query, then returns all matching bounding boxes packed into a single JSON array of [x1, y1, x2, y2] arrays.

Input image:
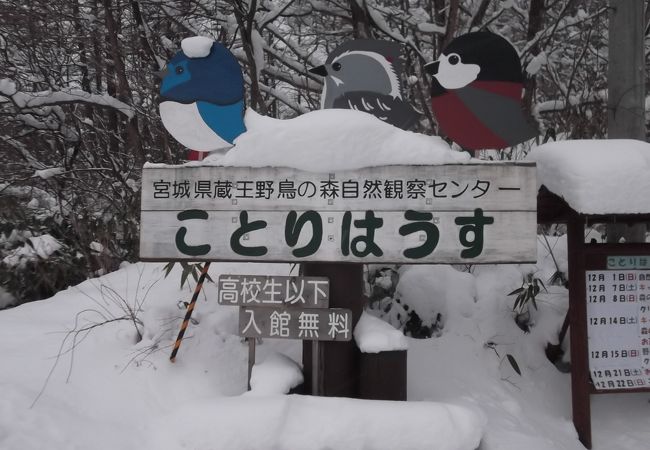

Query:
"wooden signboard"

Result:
[[566, 234, 650, 449], [140, 164, 537, 264], [239, 306, 352, 341], [217, 275, 329, 308]]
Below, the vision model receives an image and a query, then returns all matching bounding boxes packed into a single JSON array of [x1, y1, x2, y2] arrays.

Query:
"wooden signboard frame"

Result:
[[139, 164, 537, 265], [142, 163, 537, 400], [568, 236, 650, 449], [539, 187, 650, 449]]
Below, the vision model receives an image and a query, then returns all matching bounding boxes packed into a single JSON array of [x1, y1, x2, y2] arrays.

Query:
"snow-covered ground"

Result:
[[5, 112, 650, 448], [1, 237, 648, 450]]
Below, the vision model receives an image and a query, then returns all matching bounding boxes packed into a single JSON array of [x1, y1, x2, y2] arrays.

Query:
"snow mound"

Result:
[[146, 394, 486, 450], [0, 78, 17, 96], [205, 109, 470, 171], [528, 139, 650, 214], [397, 265, 477, 329], [248, 352, 303, 395], [181, 36, 213, 58], [354, 311, 408, 353]]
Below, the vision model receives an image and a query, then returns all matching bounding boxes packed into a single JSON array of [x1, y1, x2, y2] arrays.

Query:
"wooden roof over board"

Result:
[[537, 185, 650, 224]]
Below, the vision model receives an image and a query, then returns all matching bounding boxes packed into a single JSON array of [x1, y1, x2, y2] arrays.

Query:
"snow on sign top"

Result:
[[527, 139, 650, 214], [180, 36, 214, 58], [354, 311, 408, 353], [198, 109, 470, 172]]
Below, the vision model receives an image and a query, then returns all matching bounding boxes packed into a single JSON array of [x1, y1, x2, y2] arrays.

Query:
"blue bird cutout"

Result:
[[196, 101, 246, 144], [159, 37, 246, 156]]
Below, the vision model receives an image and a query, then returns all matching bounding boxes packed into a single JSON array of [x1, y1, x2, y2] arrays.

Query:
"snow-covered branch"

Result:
[[0, 79, 134, 119]]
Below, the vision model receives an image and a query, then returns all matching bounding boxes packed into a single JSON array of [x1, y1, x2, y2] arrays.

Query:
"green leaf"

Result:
[[531, 295, 538, 310], [163, 262, 175, 278], [180, 267, 190, 288], [538, 278, 548, 292], [506, 354, 522, 376], [514, 293, 525, 311], [508, 287, 525, 296]]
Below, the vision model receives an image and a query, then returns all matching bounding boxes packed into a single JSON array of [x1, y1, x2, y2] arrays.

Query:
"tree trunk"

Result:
[[230, 0, 267, 114], [103, 0, 145, 163], [349, 0, 372, 39], [523, 0, 544, 114], [607, 0, 646, 243]]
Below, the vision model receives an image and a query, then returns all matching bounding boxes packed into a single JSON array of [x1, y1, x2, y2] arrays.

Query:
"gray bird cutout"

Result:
[[309, 40, 420, 130]]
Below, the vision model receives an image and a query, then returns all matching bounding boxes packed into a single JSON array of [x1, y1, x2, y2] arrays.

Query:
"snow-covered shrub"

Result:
[[367, 265, 476, 338], [0, 229, 87, 305], [0, 285, 15, 309], [0, 193, 93, 305]]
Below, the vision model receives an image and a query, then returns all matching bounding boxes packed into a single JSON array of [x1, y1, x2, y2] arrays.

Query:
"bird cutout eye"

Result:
[[332, 62, 342, 71], [175, 66, 184, 75], [433, 52, 481, 90]]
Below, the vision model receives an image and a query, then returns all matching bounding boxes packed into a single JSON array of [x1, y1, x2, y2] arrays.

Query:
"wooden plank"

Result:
[[583, 243, 650, 269], [140, 209, 537, 263], [359, 351, 407, 401], [567, 216, 592, 449], [312, 340, 320, 396], [239, 307, 352, 341], [302, 263, 364, 397], [141, 164, 536, 212], [217, 275, 329, 308]]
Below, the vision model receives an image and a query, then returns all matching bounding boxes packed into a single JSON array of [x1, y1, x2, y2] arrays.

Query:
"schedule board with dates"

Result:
[[586, 267, 650, 390]]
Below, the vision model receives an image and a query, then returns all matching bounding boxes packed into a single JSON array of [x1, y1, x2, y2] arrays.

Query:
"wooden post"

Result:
[[302, 263, 365, 397], [607, 0, 645, 140], [567, 215, 592, 449], [311, 340, 321, 395], [359, 350, 407, 401], [607, 0, 646, 243], [247, 337, 256, 391]]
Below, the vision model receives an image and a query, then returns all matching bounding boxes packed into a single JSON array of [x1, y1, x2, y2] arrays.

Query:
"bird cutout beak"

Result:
[[154, 67, 169, 79], [424, 60, 440, 75], [309, 65, 328, 77]]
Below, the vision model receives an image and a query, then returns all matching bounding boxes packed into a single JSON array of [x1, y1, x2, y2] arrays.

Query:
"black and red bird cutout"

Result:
[[424, 32, 537, 150]]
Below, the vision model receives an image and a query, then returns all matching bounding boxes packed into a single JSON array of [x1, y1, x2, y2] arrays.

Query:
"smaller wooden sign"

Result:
[[239, 307, 352, 341], [218, 275, 329, 308]]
